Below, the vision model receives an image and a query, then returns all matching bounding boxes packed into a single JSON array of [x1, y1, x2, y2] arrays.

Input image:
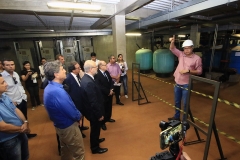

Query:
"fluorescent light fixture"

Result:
[[180, 26, 186, 28], [178, 35, 186, 38], [232, 34, 240, 37], [47, 1, 101, 11], [81, 0, 120, 4], [25, 29, 54, 32], [125, 33, 141, 36]]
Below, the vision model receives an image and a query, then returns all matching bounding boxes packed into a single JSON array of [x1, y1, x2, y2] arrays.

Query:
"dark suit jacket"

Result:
[[64, 73, 84, 112], [94, 70, 114, 99], [80, 74, 104, 121]]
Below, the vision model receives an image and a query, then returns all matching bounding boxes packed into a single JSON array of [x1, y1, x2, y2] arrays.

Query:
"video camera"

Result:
[[150, 120, 190, 160]]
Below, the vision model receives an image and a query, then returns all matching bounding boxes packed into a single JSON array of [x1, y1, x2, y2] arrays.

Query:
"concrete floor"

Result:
[[27, 71, 240, 160]]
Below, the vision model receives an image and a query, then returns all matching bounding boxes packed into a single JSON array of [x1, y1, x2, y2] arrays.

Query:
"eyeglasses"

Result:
[[12, 77, 18, 84], [92, 66, 98, 68]]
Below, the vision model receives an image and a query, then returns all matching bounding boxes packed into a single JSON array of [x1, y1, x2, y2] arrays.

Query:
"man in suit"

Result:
[[94, 61, 115, 131], [64, 61, 89, 138], [81, 60, 108, 154]]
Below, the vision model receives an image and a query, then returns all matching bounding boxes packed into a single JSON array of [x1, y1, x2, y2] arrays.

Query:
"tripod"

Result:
[[150, 143, 180, 160]]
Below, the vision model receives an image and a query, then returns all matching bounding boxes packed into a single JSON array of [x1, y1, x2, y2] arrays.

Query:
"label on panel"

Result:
[[41, 48, 55, 61], [235, 52, 240, 56], [82, 46, 93, 60], [18, 49, 34, 70], [63, 47, 76, 72]]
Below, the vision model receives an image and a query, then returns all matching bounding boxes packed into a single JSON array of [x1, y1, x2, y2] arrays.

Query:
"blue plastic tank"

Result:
[[229, 48, 240, 74], [153, 49, 174, 77], [135, 49, 153, 72]]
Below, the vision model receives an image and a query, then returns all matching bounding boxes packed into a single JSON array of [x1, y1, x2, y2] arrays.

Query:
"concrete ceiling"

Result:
[[0, 0, 240, 38]]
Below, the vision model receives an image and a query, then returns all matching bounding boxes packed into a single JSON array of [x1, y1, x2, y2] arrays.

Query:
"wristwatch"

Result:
[[24, 120, 28, 123]]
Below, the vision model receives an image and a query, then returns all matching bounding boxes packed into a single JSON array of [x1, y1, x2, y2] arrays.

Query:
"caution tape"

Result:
[[139, 72, 240, 109], [144, 89, 240, 145]]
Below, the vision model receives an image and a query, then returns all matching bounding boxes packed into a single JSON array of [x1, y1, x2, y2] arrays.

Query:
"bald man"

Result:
[[94, 61, 115, 131], [80, 60, 108, 154]]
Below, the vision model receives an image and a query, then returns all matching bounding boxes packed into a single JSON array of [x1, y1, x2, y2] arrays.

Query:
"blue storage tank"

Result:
[[202, 51, 222, 69], [229, 48, 240, 74], [153, 49, 174, 77], [135, 49, 153, 73]]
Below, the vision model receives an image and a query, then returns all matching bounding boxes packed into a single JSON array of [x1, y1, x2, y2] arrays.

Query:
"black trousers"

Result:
[[26, 85, 41, 107], [16, 100, 28, 119], [103, 95, 113, 124], [114, 85, 121, 103], [90, 118, 101, 152]]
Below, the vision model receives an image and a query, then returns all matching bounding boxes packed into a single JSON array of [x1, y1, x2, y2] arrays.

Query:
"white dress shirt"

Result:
[[1, 70, 27, 104], [71, 72, 80, 86], [39, 65, 45, 82]]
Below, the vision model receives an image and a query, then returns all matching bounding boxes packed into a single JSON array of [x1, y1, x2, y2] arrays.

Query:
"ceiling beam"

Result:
[[0, 30, 112, 38], [151, 24, 240, 35], [90, 0, 154, 29], [68, 10, 74, 30], [126, 8, 158, 20], [126, 0, 239, 31], [0, 21, 18, 30], [33, 11, 49, 29]]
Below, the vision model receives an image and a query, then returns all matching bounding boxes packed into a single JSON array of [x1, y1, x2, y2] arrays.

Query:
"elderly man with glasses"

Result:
[[94, 61, 115, 131], [81, 60, 107, 154]]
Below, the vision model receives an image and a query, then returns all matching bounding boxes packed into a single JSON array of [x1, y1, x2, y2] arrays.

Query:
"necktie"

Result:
[[104, 72, 109, 82], [76, 74, 81, 86]]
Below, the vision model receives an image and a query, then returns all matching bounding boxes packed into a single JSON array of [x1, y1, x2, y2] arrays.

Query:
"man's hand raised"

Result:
[[169, 35, 175, 43]]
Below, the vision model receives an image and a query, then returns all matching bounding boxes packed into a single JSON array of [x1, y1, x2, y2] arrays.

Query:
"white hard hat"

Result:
[[182, 40, 194, 48]]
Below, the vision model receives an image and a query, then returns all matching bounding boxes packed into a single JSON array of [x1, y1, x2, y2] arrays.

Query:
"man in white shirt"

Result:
[[91, 52, 99, 66], [1, 58, 37, 138]]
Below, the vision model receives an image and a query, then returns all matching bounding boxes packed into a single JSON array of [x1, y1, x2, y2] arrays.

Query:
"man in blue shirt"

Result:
[[43, 60, 85, 160], [0, 74, 30, 160]]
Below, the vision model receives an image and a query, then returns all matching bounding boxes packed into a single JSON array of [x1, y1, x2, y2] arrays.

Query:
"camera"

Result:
[[159, 120, 183, 150], [150, 120, 189, 160]]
